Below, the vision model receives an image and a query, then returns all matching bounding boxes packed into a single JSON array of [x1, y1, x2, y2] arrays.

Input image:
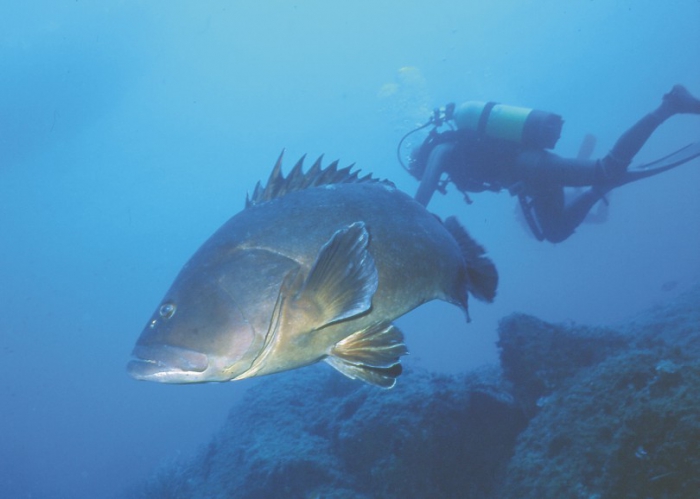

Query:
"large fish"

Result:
[[127, 155, 497, 388]]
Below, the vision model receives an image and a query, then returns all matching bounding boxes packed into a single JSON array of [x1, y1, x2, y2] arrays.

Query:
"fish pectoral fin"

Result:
[[297, 222, 378, 326], [324, 359, 402, 389], [324, 322, 408, 388], [331, 322, 408, 367]]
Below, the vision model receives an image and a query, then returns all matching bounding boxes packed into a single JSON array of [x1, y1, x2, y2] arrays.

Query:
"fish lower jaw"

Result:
[[126, 359, 204, 383], [127, 344, 214, 383], [126, 355, 242, 384]]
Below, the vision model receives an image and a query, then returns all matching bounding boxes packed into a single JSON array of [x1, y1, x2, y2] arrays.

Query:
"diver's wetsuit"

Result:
[[414, 85, 700, 243]]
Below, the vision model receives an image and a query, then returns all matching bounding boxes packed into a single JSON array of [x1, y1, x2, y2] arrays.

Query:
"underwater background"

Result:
[[1, 1, 699, 498]]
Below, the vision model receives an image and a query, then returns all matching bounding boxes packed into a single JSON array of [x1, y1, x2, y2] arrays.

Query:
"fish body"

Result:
[[128, 155, 497, 387]]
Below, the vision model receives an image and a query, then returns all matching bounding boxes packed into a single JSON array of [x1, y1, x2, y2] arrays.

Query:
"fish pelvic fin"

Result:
[[245, 152, 394, 208], [297, 222, 379, 326], [443, 216, 498, 306], [325, 322, 408, 388]]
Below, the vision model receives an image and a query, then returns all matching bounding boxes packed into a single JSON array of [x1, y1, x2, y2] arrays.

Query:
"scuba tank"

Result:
[[453, 101, 563, 149]]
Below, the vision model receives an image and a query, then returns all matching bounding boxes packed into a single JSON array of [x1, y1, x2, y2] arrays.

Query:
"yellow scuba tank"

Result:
[[453, 101, 563, 149]]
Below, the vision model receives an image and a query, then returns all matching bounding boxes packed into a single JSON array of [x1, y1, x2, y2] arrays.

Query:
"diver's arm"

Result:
[[414, 143, 454, 207]]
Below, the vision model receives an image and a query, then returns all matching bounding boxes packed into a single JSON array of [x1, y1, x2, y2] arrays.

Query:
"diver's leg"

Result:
[[515, 85, 700, 186], [603, 85, 700, 177], [530, 186, 607, 243], [559, 187, 608, 235], [528, 186, 569, 243], [514, 150, 605, 187], [414, 143, 454, 206], [515, 85, 700, 241], [660, 84, 700, 116]]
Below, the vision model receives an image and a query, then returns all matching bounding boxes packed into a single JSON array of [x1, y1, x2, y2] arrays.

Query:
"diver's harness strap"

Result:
[[476, 101, 498, 138]]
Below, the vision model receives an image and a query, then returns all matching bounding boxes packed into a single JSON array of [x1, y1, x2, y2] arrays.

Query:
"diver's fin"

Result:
[[325, 322, 408, 388], [443, 216, 498, 305], [297, 222, 378, 326], [613, 141, 700, 189]]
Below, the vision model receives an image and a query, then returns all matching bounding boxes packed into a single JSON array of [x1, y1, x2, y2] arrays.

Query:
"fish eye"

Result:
[[159, 302, 176, 320]]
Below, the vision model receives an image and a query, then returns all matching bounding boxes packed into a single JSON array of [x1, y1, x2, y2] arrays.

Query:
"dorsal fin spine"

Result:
[[245, 152, 394, 208]]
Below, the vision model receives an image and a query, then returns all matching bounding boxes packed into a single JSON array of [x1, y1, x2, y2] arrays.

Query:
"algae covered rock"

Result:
[[500, 351, 700, 498], [497, 313, 628, 415], [498, 284, 700, 499], [127, 365, 524, 499]]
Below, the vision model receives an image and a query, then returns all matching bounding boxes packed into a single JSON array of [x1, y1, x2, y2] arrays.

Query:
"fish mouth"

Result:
[[127, 344, 209, 383]]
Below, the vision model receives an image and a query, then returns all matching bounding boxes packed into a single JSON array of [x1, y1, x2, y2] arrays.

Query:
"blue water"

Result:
[[1, 2, 699, 498]]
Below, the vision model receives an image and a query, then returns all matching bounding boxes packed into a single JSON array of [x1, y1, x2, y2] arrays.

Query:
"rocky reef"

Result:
[[125, 284, 700, 499], [498, 286, 700, 499]]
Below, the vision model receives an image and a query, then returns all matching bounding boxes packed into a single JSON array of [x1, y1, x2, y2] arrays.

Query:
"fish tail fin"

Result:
[[443, 216, 498, 305], [325, 322, 408, 388]]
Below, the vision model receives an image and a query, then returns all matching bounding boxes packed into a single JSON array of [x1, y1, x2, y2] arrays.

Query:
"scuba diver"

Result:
[[399, 84, 700, 243]]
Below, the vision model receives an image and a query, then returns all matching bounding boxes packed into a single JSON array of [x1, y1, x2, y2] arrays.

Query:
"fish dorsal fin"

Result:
[[245, 151, 394, 208]]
